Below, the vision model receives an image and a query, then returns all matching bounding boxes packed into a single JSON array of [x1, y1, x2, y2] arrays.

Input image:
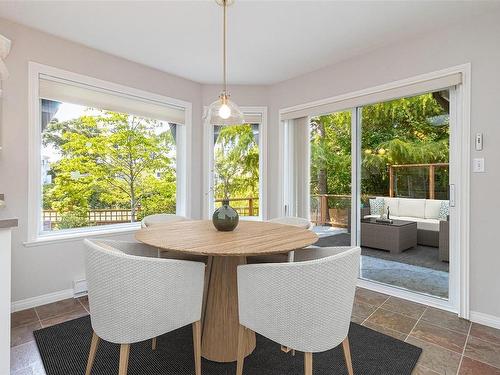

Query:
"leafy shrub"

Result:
[[57, 212, 89, 229]]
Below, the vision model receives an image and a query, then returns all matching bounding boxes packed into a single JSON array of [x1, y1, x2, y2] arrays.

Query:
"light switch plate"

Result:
[[473, 158, 485, 172], [475, 133, 483, 151]]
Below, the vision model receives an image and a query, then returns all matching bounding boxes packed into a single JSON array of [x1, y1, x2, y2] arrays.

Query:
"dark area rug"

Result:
[[34, 315, 421, 375], [315, 232, 449, 272]]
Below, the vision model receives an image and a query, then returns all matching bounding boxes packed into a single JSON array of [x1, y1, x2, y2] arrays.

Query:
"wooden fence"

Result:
[[214, 197, 259, 217], [43, 197, 260, 229], [43, 209, 136, 229], [389, 163, 449, 199]]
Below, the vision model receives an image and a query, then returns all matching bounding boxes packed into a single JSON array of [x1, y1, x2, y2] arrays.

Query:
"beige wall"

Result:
[[0, 18, 203, 302], [201, 84, 269, 108], [2, 10, 500, 322]]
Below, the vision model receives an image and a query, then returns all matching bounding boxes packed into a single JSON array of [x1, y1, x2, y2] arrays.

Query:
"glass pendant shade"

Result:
[[207, 93, 245, 125]]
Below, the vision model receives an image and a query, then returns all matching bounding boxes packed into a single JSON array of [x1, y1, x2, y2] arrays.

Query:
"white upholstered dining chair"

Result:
[[236, 246, 360, 375], [94, 238, 207, 264], [93, 239, 159, 258], [293, 245, 354, 262], [140, 213, 188, 228], [267, 216, 312, 229], [248, 216, 314, 264], [84, 239, 205, 375]]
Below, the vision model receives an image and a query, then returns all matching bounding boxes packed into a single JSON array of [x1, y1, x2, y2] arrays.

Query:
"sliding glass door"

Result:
[[358, 91, 451, 299], [282, 78, 461, 305]]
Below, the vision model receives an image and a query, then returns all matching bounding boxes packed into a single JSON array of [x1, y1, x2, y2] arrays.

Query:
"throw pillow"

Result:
[[369, 198, 385, 216], [439, 201, 450, 220]]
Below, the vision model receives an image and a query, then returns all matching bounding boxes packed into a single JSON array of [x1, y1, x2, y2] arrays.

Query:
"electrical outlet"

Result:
[[473, 158, 485, 173], [73, 279, 88, 297]]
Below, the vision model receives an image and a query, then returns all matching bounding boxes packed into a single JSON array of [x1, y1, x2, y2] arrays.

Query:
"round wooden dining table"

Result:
[[135, 219, 318, 363]]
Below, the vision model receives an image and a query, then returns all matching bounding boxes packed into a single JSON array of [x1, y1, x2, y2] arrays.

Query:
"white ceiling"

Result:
[[0, 1, 499, 85]]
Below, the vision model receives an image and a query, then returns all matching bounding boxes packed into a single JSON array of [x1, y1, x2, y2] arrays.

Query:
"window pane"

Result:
[[309, 111, 352, 244], [41, 98, 178, 232], [359, 90, 450, 299], [213, 124, 260, 217]]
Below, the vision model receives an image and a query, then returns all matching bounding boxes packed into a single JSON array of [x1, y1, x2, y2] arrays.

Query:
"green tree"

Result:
[[310, 111, 352, 196], [213, 124, 259, 201], [43, 110, 176, 227], [310, 92, 449, 201]]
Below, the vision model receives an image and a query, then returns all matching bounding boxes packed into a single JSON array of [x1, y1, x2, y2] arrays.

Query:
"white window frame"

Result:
[[203, 106, 268, 221], [26, 62, 192, 244], [278, 64, 471, 319], [281, 117, 311, 220]]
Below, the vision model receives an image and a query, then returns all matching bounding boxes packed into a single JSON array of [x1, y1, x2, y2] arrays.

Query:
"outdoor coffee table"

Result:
[[361, 218, 417, 254]]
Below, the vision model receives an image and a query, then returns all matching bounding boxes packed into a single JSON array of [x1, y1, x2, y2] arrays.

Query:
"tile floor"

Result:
[[10, 288, 500, 374]]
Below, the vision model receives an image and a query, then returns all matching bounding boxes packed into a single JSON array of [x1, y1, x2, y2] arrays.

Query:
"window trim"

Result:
[[27, 62, 193, 243], [202, 106, 268, 220]]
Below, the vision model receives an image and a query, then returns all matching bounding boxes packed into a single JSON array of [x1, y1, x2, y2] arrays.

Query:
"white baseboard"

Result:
[[470, 311, 500, 330], [11, 288, 74, 313]]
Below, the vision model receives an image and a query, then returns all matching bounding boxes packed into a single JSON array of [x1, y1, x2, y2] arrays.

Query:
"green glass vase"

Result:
[[212, 199, 239, 231]]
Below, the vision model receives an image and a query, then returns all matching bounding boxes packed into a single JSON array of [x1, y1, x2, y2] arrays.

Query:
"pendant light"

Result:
[[206, 0, 245, 125]]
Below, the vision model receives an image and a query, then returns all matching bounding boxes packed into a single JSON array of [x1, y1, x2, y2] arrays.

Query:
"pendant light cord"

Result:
[[223, 0, 227, 95]]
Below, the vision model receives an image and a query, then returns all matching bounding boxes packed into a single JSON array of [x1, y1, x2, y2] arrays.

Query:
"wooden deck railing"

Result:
[[310, 194, 351, 227], [214, 197, 259, 217], [43, 197, 260, 229], [389, 163, 449, 199]]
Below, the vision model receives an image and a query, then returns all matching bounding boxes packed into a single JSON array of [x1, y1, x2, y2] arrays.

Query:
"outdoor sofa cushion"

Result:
[[424, 199, 443, 219], [363, 214, 440, 232], [382, 197, 400, 216], [439, 201, 450, 220], [398, 198, 426, 218], [396, 216, 440, 232], [369, 198, 385, 216]]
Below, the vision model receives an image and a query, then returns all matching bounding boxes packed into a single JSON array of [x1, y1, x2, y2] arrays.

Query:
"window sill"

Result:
[[23, 223, 141, 247]]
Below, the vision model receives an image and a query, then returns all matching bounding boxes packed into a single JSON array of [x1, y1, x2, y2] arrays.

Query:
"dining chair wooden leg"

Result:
[[118, 343, 130, 375], [281, 345, 296, 356], [192, 321, 202, 375], [151, 337, 157, 350], [304, 352, 313, 375], [342, 337, 354, 375], [201, 256, 213, 329], [85, 331, 100, 375], [236, 325, 247, 375]]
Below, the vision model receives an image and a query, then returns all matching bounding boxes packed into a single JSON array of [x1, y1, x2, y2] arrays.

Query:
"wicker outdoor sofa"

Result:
[[348, 197, 450, 261]]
